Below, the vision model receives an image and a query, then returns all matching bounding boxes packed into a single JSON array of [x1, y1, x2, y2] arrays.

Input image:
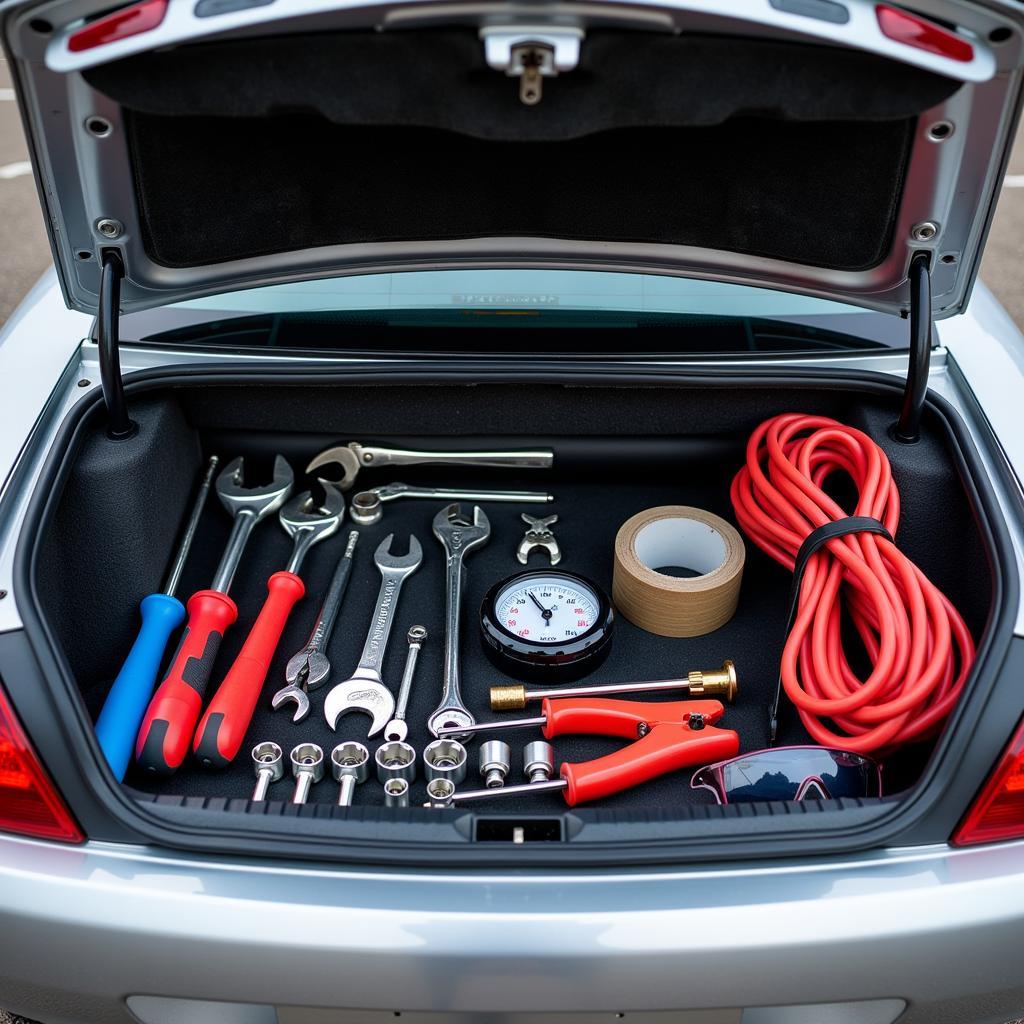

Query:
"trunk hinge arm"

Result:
[[97, 250, 136, 440], [893, 251, 932, 444]]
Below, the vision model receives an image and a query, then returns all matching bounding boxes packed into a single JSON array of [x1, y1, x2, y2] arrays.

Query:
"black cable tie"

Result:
[[769, 516, 894, 742]]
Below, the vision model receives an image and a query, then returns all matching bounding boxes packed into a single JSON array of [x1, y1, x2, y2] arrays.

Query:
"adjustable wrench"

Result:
[[427, 504, 490, 740], [322, 535, 423, 735], [307, 441, 553, 491], [272, 530, 360, 722]]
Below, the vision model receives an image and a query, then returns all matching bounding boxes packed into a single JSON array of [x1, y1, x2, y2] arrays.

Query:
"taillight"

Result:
[[67, 0, 168, 53], [876, 4, 974, 63], [953, 717, 1024, 846], [0, 685, 83, 843]]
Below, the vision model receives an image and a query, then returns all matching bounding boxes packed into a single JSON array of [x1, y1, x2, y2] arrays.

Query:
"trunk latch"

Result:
[[480, 26, 584, 106]]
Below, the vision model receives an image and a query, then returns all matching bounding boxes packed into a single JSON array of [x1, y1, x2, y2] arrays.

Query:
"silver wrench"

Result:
[[350, 482, 553, 526], [383, 625, 428, 742], [427, 504, 490, 740], [322, 534, 423, 735], [307, 442, 554, 491], [272, 530, 360, 722]]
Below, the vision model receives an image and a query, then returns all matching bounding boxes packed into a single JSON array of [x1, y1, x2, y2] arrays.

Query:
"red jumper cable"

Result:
[[730, 412, 975, 755]]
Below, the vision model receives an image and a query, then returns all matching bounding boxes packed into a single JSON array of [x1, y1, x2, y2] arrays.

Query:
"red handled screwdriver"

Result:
[[193, 485, 345, 769], [135, 456, 294, 775], [438, 698, 739, 806]]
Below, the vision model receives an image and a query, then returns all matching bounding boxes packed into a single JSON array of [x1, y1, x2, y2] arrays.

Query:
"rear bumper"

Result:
[[1, 835, 1024, 1024]]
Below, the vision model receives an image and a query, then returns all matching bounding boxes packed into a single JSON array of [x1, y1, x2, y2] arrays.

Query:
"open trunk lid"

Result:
[[2, 0, 1024, 319]]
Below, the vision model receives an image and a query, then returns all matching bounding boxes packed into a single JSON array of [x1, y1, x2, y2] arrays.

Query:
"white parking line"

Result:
[[0, 88, 15, 101], [1004, 175, 1024, 188], [0, 161, 31, 179]]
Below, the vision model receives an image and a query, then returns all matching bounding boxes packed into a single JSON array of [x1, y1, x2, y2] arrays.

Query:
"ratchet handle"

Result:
[[561, 721, 739, 806], [135, 590, 238, 775], [96, 592, 186, 781], [193, 571, 305, 769], [539, 698, 727, 740]]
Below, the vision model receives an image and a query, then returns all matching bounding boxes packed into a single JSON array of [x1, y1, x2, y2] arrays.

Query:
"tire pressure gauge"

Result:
[[480, 569, 614, 683]]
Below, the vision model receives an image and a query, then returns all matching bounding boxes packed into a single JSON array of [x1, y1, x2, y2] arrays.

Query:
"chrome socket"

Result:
[[375, 740, 417, 783], [331, 742, 370, 806], [524, 740, 555, 783], [383, 777, 410, 808], [423, 738, 468, 784], [479, 739, 511, 788], [424, 777, 455, 808], [290, 743, 324, 804], [251, 741, 284, 802]]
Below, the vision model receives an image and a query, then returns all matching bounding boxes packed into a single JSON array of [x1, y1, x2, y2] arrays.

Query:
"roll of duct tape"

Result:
[[612, 506, 745, 637]]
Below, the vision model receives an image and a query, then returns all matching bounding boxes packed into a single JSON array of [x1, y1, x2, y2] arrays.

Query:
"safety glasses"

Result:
[[691, 746, 883, 804]]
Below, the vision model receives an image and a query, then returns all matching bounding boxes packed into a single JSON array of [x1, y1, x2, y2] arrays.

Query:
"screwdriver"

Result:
[[438, 698, 739, 806], [95, 456, 218, 781], [135, 456, 293, 776], [489, 660, 737, 711]]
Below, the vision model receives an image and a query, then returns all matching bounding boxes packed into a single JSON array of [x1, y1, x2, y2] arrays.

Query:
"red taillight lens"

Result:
[[68, 0, 168, 53], [953, 717, 1024, 846], [876, 4, 974, 63], [0, 686, 83, 843]]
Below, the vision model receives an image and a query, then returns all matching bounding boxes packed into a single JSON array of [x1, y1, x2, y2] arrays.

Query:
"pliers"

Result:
[[439, 698, 740, 806]]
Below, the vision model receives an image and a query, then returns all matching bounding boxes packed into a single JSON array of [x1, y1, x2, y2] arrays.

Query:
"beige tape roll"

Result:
[[612, 506, 745, 637]]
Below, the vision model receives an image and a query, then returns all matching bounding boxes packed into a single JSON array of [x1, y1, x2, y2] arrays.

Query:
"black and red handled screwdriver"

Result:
[[135, 456, 293, 775], [438, 698, 739, 806]]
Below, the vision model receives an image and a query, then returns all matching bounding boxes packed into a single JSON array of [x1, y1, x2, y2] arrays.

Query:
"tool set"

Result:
[[102, 418, 975, 816]]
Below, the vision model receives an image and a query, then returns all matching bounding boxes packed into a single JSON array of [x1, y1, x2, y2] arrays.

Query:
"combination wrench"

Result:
[[427, 503, 490, 740], [349, 482, 553, 526], [272, 530, 360, 722], [383, 625, 428, 742], [307, 441, 553, 491], [323, 534, 423, 735]]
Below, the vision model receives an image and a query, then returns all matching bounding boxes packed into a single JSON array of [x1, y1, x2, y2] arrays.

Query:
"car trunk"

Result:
[[14, 360, 1009, 862], [2, 0, 1022, 861]]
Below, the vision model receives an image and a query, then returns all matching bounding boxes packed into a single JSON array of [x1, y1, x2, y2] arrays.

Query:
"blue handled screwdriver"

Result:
[[95, 455, 219, 780]]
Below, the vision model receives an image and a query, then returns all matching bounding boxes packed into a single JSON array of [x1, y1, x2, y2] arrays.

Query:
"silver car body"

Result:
[[0, 271, 1021, 1023], [1, 0, 1024, 1017]]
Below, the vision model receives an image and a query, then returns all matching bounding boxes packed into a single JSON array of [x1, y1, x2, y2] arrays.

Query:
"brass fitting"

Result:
[[686, 660, 737, 702], [490, 684, 529, 712], [489, 660, 738, 711]]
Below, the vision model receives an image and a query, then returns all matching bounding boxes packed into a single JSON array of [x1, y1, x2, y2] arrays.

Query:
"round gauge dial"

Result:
[[480, 569, 614, 683]]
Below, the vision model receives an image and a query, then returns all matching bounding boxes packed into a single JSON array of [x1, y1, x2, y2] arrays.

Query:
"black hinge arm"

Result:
[[893, 251, 932, 444], [98, 250, 136, 440]]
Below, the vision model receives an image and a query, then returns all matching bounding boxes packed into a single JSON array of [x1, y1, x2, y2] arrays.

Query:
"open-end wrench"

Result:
[[350, 482, 553, 525], [427, 504, 490, 740], [136, 455, 293, 775], [193, 484, 344, 768], [322, 534, 423, 735], [272, 530, 360, 722], [307, 442, 553, 491]]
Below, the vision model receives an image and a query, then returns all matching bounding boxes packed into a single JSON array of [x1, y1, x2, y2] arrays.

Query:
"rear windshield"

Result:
[[119, 269, 910, 357]]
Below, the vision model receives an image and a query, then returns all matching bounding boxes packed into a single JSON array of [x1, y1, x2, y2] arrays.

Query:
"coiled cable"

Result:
[[730, 413, 975, 755]]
